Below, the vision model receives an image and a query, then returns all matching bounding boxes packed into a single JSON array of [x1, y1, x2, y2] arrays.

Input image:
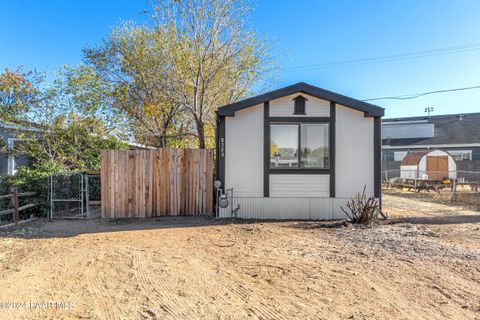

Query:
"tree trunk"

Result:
[[195, 119, 206, 149], [157, 134, 167, 148]]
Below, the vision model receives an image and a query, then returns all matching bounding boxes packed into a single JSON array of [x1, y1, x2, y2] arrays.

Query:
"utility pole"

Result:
[[425, 107, 434, 117]]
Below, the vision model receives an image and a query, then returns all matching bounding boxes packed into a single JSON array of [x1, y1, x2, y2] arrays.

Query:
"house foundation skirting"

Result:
[[218, 196, 379, 220]]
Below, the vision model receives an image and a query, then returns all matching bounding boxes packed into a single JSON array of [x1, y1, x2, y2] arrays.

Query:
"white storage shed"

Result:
[[215, 82, 384, 220], [400, 150, 457, 181]]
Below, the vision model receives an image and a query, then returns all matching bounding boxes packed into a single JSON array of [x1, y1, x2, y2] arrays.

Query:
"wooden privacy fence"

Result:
[[101, 149, 214, 218]]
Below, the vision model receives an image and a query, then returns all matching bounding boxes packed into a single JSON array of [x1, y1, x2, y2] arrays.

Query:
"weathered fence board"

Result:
[[101, 149, 214, 218]]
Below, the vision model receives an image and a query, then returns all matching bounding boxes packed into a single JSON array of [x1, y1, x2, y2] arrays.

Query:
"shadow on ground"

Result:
[[0, 216, 264, 239]]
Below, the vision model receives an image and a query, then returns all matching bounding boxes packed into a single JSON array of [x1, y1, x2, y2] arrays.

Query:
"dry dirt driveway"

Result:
[[0, 194, 479, 320]]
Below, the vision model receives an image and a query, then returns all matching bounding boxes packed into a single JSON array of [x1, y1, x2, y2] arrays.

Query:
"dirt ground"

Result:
[[0, 195, 479, 320]]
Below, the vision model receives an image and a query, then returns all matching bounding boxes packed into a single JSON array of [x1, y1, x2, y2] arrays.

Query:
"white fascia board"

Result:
[[0, 122, 43, 132], [382, 143, 480, 149], [123, 141, 157, 150]]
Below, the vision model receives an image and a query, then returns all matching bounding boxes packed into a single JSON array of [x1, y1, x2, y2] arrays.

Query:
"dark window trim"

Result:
[[262, 101, 339, 197], [269, 168, 330, 174], [269, 117, 330, 123], [329, 102, 336, 198], [263, 102, 270, 197], [269, 122, 330, 172]]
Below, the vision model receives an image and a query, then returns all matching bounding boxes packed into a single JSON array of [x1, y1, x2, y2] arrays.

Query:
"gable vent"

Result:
[[293, 95, 307, 115]]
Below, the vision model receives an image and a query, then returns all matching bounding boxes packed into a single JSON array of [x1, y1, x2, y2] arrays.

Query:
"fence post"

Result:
[[11, 187, 19, 224]]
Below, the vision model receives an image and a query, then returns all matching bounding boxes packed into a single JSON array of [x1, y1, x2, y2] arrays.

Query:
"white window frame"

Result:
[[448, 150, 472, 161], [6, 138, 33, 175]]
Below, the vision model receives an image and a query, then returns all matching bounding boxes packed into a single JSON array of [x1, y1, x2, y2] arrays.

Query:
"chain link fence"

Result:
[[85, 174, 101, 217], [50, 172, 101, 219], [50, 172, 83, 218]]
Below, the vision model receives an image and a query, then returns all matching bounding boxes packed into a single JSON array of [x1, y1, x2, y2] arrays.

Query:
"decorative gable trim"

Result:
[[217, 82, 384, 117], [293, 95, 307, 115]]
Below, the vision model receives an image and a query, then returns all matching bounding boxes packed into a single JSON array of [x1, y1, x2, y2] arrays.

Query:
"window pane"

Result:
[[300, 124, 329, 168], [270, 124, 298, 168]]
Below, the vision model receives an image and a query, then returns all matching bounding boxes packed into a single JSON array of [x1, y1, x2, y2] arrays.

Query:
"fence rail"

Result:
[[382, 169, 480, 183], [101, 149, 214, 218], [382, 169, 480, 192], [0, 187, 37, 226]]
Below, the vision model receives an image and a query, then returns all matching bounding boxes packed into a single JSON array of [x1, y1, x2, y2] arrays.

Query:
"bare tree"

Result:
[[154, 0, 276, 148], [83, 24, 180, 148]]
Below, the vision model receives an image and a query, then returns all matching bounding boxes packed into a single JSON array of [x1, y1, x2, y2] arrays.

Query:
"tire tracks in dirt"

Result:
[[88, 274, 119, 320], [132, 249, 188, 320], [217, 276, 289, 320]]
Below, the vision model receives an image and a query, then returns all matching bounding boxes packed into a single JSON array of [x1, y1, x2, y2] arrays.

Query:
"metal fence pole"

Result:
[[49, 174, 54, 219], [80, 173, 84, 218], [85, 175, 89, 218]]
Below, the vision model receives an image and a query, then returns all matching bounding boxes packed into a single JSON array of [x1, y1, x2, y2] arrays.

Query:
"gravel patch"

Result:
[[336, 223, 480, 262]]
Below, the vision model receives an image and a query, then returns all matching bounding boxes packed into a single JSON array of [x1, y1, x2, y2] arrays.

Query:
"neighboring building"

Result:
[[0, 121, 155, 176], [0, 121, 42, 176], [216, 82, 384, 220], [382, 112, 480, 162]]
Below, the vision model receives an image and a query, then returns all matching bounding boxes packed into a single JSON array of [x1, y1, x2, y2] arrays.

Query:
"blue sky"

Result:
[[1, 0, 480, 118]]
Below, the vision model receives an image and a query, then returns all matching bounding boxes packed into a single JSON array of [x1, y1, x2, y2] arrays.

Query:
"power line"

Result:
[[282, 43, 480, 72], [363, 85, 480, 101]]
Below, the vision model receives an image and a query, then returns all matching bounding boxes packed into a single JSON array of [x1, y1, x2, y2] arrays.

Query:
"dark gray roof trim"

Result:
[[217, 82, 384, 117]]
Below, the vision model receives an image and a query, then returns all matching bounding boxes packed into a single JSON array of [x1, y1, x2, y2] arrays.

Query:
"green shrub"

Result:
[[0, 161, 63, 217]]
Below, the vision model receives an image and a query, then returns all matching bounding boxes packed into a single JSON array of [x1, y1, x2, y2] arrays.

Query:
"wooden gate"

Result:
[[101, 149, 214, 218], [426, 156, 448, 181]]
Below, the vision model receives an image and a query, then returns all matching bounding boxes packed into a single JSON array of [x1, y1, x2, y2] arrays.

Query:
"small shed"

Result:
[[400, 150, 457, 180]]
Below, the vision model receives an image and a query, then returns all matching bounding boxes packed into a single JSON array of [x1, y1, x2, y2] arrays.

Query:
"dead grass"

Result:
[[0, 195, 478, 319]]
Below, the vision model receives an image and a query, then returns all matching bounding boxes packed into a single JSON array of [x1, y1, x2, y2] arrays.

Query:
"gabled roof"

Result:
[[217, 82, 384, 117], [382, 112, 480, 146]]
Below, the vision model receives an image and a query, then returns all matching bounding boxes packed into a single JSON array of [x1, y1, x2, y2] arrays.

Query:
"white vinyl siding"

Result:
[[400, 165, 417, 179], [269, 93, 330, 117], [269, 174, 329, 197], [225, 104, 264, 197], [335, 105, 374, 198], [219, 197, 345, 220]]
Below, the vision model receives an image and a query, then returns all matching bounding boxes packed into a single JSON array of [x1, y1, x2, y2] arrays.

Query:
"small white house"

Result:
[[215, 82, 384, 220], [400, 149, 457, 181]]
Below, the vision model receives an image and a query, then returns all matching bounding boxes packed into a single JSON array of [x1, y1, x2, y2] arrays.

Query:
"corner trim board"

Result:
[[374, 117, 381, 202], [329, 102, 336, 198], [218, 115, 226, 191], [264, 101, 270, 197]]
